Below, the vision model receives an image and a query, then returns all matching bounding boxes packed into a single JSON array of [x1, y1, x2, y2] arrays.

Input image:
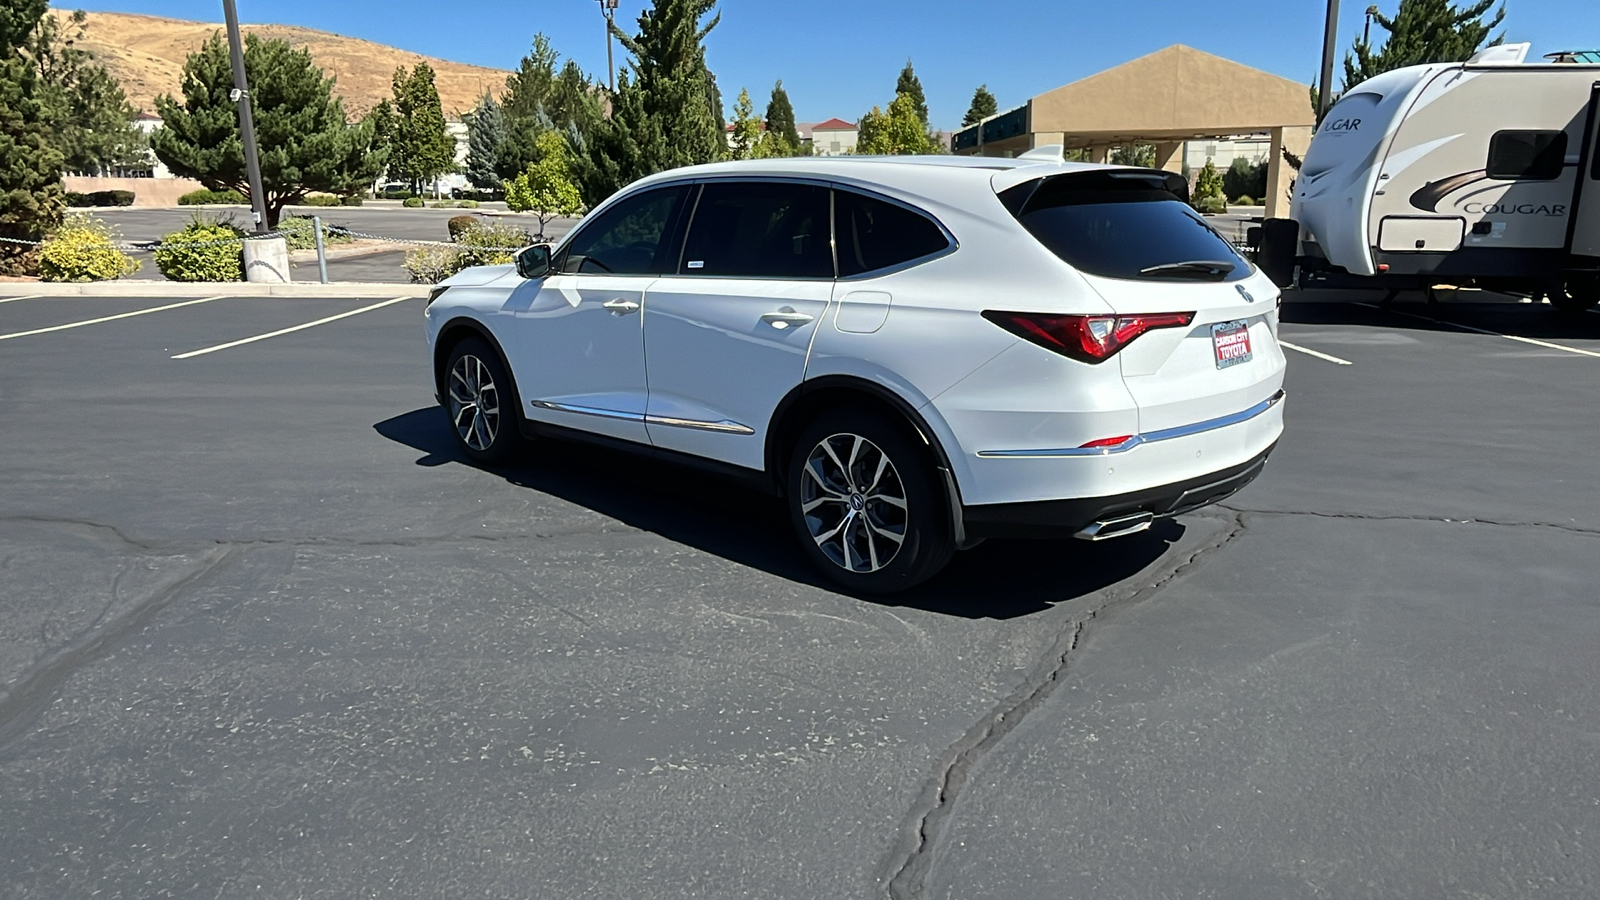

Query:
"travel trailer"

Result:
[[1259, 44, 1600, 311]]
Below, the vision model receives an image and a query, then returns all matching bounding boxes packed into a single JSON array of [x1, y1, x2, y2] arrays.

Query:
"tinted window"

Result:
[[680, 182, 832, 278], [1487, 130, 1567, 180], [835, 190, 951, 277], [1002, 173, 1248, 282], [560, 185, 687, 275]]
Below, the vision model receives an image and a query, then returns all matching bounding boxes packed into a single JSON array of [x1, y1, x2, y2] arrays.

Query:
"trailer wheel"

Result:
[[1551, 276, 1600, 314]]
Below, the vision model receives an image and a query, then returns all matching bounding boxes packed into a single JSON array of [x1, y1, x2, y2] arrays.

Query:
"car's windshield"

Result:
[[1002, 173, 1249, 282]]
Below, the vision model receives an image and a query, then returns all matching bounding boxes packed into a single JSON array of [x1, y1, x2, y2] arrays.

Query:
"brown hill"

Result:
[[52, 10, 510, 120]]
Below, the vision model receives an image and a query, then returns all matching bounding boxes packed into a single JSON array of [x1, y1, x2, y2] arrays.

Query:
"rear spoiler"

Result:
[[995, 167, 1191, 216]]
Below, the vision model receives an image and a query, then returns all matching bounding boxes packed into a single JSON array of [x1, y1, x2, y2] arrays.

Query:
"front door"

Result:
[[644, 181, 835, 470], [504, 185, 690, 444]]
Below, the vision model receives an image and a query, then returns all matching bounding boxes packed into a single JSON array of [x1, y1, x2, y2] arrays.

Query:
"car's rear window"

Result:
[[1001, 172, 1249, 282]]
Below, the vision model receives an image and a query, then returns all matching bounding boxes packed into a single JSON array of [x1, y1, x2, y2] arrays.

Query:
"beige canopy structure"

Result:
[[952, 45, 1316, 217]]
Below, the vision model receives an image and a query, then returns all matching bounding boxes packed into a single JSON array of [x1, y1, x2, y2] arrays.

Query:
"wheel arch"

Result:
[[433, 316, 519, 407], [765, 375, 970, 544]]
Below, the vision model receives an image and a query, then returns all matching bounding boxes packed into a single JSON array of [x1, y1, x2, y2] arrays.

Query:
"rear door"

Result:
[[642, 180, 835, 469], [1002, 170, 1285, 432]]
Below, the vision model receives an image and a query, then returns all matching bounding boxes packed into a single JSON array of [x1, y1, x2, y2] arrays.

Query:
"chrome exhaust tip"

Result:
[[1074, 512, 1155, 542]]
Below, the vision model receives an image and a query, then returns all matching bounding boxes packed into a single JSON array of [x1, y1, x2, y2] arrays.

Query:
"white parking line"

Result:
[[0, 294, 43, 304], [0, 295, 229, 342], [1356, 302, 1600, 359], [1279, 340, 1354, 366], [172, 296, 413, 359]]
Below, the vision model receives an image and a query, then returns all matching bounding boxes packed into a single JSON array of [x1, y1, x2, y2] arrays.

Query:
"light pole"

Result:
[[222, 0, 269, 232], [1317, 0, 1341, 120], [598, 0, 618, 91]]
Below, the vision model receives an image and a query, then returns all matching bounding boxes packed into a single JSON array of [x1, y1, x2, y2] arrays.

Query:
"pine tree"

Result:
[[764, 79, 800, 153], [895, 60, 929, 128], [152, 33, 386, 228], [961, 84, 997, 127], [497, 37, 602, 182], [610, 0, 724, 173], [464, 91, 505, 192], [390, 62, 456, 196], [0, 0, 63, 274], [1342, 0, 1505, 91], [27, 10, 142, 175]]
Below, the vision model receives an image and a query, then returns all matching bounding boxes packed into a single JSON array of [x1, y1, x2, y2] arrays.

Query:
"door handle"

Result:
[[760, 307, 815, 330], [602, 298, 641, 315]]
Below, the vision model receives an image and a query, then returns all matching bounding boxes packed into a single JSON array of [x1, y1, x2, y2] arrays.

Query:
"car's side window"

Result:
[[834, 189, 951, 278], [679, 181, 833, 278], [559, 185, 687, 275]]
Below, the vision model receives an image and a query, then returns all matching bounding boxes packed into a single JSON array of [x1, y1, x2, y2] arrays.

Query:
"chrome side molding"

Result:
[[530, 399, 754, 435], [977, 390, 1285, 459]]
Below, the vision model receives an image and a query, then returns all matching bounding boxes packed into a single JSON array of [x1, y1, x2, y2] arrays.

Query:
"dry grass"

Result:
[[55, 10, 510, 120]]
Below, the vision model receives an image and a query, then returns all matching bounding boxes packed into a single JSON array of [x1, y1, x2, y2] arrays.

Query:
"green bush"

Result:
[[1235, 195, 1255, 206], [459, 199, 480, 209], [403, 197, 425, 208], [61, 190, 136, 207], [339, 195, 364, 207], [1193, 196, 1227, 215], [1223, 157, 1268, 204], [294, 193, 342, 207], [154, 216, 245, 281], [404, 245, 460, 284], [454, 221, 529, 269], [65, 192, 92, 208], [430, 200, 459, 209], [447, 215, 479, 241], [275, 215, 353, 252], [178, 188, 247, 205], [38, 214, 141, 282], [105, 191, 135, 207]]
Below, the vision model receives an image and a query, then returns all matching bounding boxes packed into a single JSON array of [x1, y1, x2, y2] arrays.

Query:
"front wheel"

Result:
[[1550, 275, 1600, 314], [442, 337, 524, 463], [786, 409, 954, 593]]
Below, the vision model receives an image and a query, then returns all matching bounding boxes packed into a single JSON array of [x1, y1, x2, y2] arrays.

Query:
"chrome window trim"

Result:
[[528, 400, 755, 435], [975, 390, 1285, 458]]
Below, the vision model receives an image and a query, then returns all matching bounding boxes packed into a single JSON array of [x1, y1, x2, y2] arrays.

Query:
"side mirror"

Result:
[[515, 244, 552, 280]]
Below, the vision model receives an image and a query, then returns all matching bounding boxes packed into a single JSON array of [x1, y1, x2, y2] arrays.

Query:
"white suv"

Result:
[[424, 155, 1286, 592]]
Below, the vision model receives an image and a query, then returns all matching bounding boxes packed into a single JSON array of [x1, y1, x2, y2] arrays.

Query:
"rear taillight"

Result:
[[981, 310, 1195, 364]]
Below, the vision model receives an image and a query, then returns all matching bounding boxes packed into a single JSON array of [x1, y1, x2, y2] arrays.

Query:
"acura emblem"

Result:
[[1236, 284, 1256, 303]]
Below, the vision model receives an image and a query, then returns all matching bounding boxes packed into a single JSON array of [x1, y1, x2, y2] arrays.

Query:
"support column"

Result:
[[1154, 141, 1183, 174], [1031, 131, 1066, 152], [1265, 125, 1314, 219], [1088, 144, 1110, 164]]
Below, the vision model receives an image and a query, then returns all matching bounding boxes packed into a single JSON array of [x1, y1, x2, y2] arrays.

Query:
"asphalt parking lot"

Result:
[[1, 288, 1597, 898]]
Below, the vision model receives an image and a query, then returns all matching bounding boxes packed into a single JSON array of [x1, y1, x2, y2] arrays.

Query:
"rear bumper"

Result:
[[960, 441, 1276, 540]]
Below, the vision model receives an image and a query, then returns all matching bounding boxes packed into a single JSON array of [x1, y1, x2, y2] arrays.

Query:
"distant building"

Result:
[[1182, 136, 1271, 172], [110, 112, 172, 179], [810, 118, 858, 156], [724, 120, 767, 151]]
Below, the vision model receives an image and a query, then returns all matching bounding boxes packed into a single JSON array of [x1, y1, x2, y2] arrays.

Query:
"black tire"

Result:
[[1550, 275, 1600, 314], [785, 408, 955, 593], [441, 337, 524, 464]]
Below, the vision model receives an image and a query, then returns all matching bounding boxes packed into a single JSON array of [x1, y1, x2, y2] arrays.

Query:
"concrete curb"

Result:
[[0, 282, 426, 298]]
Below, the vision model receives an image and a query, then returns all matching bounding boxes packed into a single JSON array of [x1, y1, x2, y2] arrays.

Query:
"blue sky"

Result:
[[66, 0, 1579, 129]]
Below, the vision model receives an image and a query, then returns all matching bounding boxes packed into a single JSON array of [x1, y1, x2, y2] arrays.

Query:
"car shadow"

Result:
[[1282, 289, 1600, 340], [374, 407, 1184, 620]]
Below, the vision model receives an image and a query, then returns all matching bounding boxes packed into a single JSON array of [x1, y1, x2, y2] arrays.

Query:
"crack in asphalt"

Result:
[[1222, 505, 1600, 537], [0, 513, 646, 553], [880, 510, 1249, 900], [0, 545, 237, 748]]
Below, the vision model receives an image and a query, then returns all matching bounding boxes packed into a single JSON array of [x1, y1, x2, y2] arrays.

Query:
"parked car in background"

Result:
[[423, 154, 1286, 591]]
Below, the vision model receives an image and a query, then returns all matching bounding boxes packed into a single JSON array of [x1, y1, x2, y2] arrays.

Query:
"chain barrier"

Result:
[[324, 226, 533, 253]]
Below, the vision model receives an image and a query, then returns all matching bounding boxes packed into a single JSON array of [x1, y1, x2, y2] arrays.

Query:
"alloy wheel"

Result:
[[799, 433, 909, 573], [447, 354, 500, 451]]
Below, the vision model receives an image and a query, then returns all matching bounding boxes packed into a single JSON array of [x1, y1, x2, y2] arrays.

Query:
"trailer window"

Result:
[[1486, 131, 1567, 181]]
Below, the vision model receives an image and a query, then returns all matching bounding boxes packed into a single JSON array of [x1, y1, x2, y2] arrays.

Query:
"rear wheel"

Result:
[[786, 409, 954, 593], [442, 337, 523, 463], [1550, 275, 1600, 314]]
